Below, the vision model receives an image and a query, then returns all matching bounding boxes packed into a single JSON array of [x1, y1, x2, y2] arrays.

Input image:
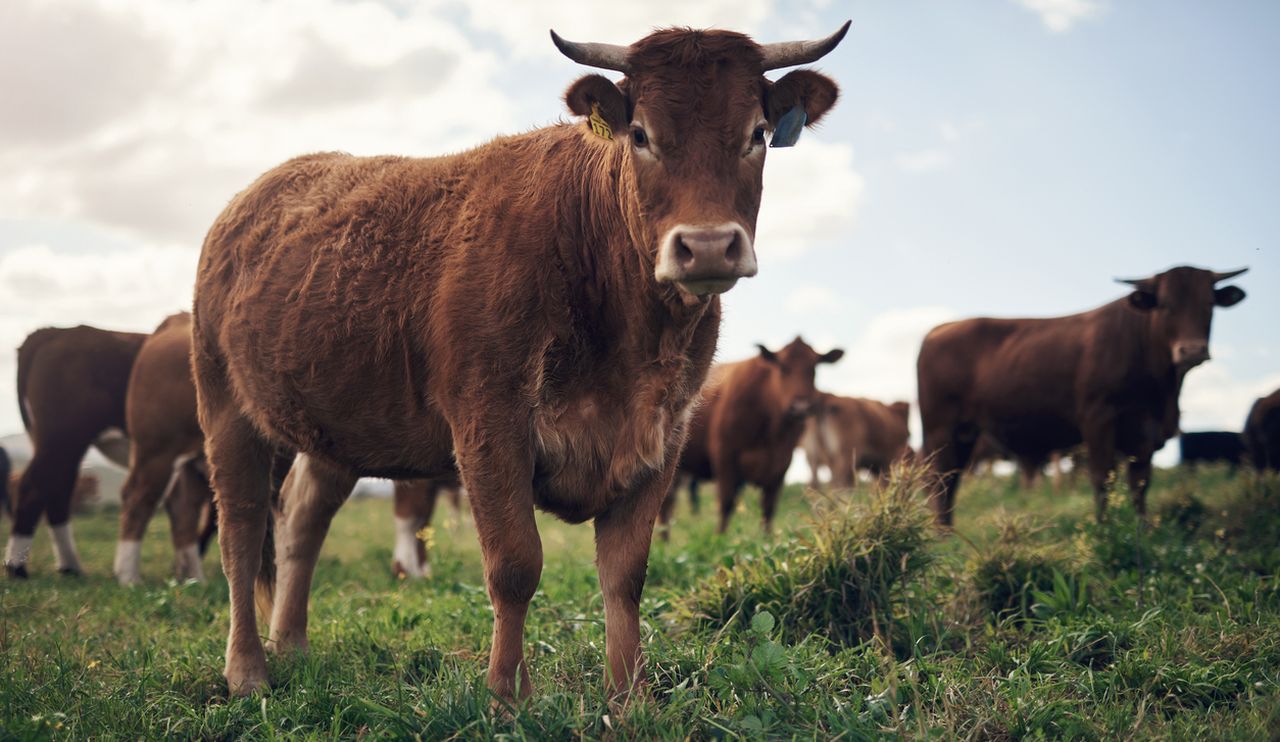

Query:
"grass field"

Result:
[[2, 465, 1278, 740]]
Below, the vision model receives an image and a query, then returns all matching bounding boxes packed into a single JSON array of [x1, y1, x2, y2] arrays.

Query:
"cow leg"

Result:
[[1126, 455, 1153, 519], [593, 481, 665, 702], [1083, 434, 1117, 522], [267, 454, 354, 653], [760, 479, 785, 534], [686, 476, 700, 514], [116, 446, 181, 585], [392, 480, 437, 579], [715, 470, 743, 534], [205, 411, 275, 696], [922, 426, 973, 528], [656, 479, 678, 543], [39, 448, 89, 577], [167, 455, 214, 582]]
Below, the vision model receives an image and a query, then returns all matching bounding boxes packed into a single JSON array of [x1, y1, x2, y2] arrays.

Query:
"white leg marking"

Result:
[[5, 534, 34, 569], [114, 539, 143, 586], [393, 514, 429, 578], [50, 523, 83, 573], [174, 543, 204, 583]]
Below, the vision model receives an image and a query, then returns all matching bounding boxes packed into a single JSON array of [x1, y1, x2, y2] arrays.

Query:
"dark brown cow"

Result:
[[1245, 388, 1280, 471], [114, 313, 217, 585], [0, 446, 10, 521], [191, 25, 849, 700], [918, 266, 1248, 526], [5, 325, 145, 577], [802, 395, 910, 489], [391, 477, 463, 579], [666, 337, 843, 534]]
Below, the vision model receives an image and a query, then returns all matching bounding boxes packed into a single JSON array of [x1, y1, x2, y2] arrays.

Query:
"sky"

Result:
[[1, 0, 1276, 470]]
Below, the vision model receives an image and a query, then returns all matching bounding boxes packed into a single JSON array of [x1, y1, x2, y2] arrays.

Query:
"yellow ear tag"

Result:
[[588, 102, 613, 140]]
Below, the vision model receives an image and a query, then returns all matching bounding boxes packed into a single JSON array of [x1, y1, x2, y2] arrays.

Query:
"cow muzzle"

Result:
[[654, 223, 758, 296], [1172, 339, 1210, 369]]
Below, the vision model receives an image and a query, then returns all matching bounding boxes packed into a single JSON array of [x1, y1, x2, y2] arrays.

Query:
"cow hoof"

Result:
[[57, 567, 83, 577], [225, 666, 270, 697], [5, 563, 28, 579]]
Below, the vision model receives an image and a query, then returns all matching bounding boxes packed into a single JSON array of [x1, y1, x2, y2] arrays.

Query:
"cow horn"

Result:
[[1213, 267, 1248, 282], [549, 30, 630, 73], [1115, 277, 1149, 286], [760, 20, 852, 71]]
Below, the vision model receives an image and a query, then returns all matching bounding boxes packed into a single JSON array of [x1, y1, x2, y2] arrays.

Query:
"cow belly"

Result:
[[986, 416, 1080, 461]]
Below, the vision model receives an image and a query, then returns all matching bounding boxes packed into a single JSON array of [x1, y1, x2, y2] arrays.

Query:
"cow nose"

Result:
[[1172, 340, 1210, 368], [788, 398, 813, 418], [655, 223, 758, 296]]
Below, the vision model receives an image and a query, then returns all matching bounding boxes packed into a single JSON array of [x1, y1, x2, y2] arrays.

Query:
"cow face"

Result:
[[757, 336, 844, 419], [1121, 266, 1247, 370], [555, 25, 847, 299]]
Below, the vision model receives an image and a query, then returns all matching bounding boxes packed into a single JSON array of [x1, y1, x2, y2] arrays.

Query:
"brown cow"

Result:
[[391, 478, 464, 579], [114, 313, 217, 585], [5, 325, 145, 577], [666, 338, 844, 535], [802, 395, 910, 490], [191, 25, 849, 700], [1245, 388, 1280, 471], [0, 446, 9, 521], [918, 266, 1248, 526]]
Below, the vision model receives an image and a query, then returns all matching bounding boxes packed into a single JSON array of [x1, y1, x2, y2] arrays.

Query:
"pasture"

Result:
[[3, 466, 1278, 739]]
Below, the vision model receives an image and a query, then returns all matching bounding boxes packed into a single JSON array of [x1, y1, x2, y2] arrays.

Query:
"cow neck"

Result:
[[1105, 298, 1179, 393], [551, 132, 717, 359]]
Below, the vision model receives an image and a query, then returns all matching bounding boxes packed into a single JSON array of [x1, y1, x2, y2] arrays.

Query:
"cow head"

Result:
[[756, 336, 844, 419], [553, 24, 848, 299], [1119, 266, 1248, 370]]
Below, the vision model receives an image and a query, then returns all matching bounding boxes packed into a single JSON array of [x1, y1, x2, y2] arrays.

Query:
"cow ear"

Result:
[[818, 348, 845, 364], [1128, 290, 1158, 311], [564, 74, 629, 135], [765, 70, 839, 128], [756, 344, 780, 365], [1215, 285, 1246, 307]]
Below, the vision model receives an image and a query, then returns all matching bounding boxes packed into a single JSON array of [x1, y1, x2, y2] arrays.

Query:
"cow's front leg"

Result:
[[455, 426, 542, 704], [593, 476, 667, 701], [1082, 421, 1117, 522], [1126, 454, 1153, 519]]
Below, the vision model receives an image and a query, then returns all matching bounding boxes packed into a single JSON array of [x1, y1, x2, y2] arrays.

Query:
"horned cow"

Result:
[[191, 25, 849, 700]]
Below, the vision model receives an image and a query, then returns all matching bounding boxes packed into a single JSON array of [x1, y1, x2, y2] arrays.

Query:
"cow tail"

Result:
[[15, 328, 58, 432], [253, 450, 293, 622]]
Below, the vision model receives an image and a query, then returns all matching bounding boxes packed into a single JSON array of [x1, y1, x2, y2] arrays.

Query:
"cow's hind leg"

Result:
[[1126, 454, 1153, 519], [116, 445, 181, 585], [391, 480, 437, 579], [715, 470, 743, 534], [16, 444, 89, 576], [268, 454, 354, 653], [205, 408, 275, 696], [922, 424, 975, 528], [167, 455, 214, 582], [760, 481, 784, 535]]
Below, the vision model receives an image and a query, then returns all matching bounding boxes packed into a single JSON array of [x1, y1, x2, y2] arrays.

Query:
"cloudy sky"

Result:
[[1, 0, 1276, 467]]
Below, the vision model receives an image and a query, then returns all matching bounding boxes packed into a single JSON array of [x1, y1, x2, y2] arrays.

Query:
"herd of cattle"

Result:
[[2, 24, 1278, 704]]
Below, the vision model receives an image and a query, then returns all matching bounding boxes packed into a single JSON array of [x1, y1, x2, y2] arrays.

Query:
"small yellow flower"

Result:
[[416, 526, 436, 550], [87, 660, 100, 670]]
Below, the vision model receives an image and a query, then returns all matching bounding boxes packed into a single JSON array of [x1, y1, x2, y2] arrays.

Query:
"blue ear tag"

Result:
[[770, 105, 807, 148]]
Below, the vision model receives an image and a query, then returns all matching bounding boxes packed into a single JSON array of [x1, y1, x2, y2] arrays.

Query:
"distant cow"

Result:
[[191, 25, 848, 700], [919, 266, 1247, 526], [1179, 431, 1245, 469], [391, 478, 463, 579], [5, 326, 146, 577], [114, 313, 218, 585], [666, 338, 843, 534], [802, 395, 910, 489], [1245, 389, 1280, 471]]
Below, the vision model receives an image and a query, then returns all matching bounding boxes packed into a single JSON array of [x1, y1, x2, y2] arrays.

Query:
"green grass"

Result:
[[2, 464, 1278, 739]]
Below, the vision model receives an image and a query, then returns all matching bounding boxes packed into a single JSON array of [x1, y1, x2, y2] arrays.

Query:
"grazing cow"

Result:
[[114, 313, 218, 585], [802, 395, 911, 490], [1178, 431, 1245, 469], [391, 477, 463, 579], [5, 326, 146, 577], [191, 25, 849, 700], [665, 338, 844, 534], [918, 266, 1247, 526], [1245, 389, 1280, 471]]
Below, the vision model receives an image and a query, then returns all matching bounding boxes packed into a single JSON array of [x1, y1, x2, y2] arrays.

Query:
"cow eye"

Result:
[[631, 127, 648, 148], [752, 126, 766, 144]]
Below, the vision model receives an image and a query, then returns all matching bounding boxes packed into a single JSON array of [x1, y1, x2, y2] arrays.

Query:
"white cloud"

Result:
[[1014, 0, 1104, 33], [895, 148, 952, 173], [755, 139, 866, 259], [785, 286, 843, 316], [1179, 364, 1280, 434]]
